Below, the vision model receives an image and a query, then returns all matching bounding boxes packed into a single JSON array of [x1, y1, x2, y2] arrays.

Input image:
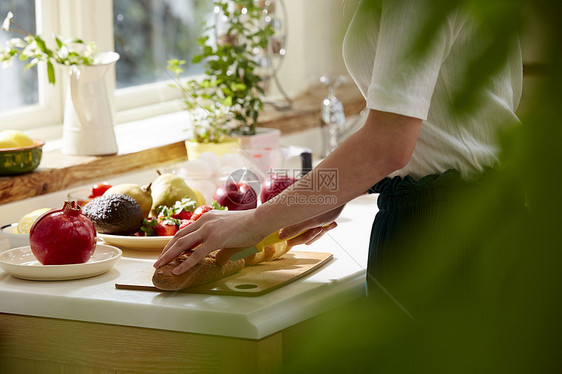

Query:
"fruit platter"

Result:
[[96, 234, 173, 251], [77, 171, 235, 251]]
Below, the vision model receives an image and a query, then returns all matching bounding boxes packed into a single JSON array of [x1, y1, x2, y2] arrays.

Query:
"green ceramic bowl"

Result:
[[0, 139, 45, 176]]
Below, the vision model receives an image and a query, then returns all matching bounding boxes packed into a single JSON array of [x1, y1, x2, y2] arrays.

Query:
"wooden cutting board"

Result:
[[115, 251, 333, 297]]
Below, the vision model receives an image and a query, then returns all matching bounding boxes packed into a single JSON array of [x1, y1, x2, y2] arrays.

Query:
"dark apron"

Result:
[[365, 168, 524, 315]]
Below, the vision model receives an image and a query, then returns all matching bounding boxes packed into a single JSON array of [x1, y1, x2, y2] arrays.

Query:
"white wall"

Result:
[[270, 0, 359, 99]]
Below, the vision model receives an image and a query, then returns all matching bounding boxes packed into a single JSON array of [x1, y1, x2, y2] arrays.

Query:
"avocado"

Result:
[[82, 194, 144, 235]]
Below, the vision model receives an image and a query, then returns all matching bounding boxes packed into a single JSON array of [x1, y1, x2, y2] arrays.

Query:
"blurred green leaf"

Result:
[[55, 35, 63, 49], [46, 61, 55, 84]]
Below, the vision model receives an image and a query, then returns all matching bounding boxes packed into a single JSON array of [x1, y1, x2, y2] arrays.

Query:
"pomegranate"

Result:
[[29, 201, 97, 265]]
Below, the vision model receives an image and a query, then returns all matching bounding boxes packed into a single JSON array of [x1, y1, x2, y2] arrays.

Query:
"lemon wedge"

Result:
[[17, 208, 51, 234], [192, 188, 206, 206], [0, 138, 19, 149], [0, 129, 34, 148]]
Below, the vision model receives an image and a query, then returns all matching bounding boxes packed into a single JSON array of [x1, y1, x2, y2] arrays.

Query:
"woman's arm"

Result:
[[252, 109, 422, 234], [154, 109, 422, 274]]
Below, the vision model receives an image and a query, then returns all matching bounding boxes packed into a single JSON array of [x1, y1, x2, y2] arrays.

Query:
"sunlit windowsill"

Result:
[[44, 110, 191, 155], [0, 84, 365, 205]]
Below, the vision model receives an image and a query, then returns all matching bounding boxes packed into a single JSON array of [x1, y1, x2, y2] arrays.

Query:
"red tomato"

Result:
[[89, 182, 112, 198]]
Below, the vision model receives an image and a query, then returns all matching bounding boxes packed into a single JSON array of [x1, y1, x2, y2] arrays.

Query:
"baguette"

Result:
[[152, 241, 290, 291], [243, 241, 291, 266], [152, 250, 245, 291]]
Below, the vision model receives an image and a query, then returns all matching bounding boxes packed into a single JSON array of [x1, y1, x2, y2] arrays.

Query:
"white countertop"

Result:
[[0, 189, 378, 340]]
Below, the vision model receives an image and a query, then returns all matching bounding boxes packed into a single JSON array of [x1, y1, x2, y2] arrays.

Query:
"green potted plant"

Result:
[[168, 0, 281, 161], [1, 12, 99, 85], [167, 58, 240, 159]]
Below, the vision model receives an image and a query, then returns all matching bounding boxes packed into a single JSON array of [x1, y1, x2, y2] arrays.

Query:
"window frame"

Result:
[[0, 0, 62, 132]]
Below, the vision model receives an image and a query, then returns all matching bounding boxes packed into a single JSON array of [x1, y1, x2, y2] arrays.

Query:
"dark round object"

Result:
[[82, 193, 143, 235]]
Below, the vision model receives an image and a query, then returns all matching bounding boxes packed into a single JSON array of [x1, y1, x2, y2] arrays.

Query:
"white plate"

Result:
[[98, 233, 172, 251], [0, 244, 122, 281]]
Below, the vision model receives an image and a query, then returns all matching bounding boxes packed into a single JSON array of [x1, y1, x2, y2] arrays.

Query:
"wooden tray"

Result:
[[115, 251, 333, 297]]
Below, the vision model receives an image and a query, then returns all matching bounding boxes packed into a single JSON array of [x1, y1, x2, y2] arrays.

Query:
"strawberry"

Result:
[[191, 205, 212, 221], [140, 218, 158, 236], [179, 219, 193, 230], [157, 206, 174, 221], [172, 210, 192, 220], [154, 215, 180, 236], [154, 221, 178, 236], [172, 197, 197, 215]]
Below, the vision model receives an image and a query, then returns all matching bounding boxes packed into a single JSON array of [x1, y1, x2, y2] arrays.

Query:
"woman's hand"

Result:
[[153, 209, 267, 275], [278, 205, 345, 248]]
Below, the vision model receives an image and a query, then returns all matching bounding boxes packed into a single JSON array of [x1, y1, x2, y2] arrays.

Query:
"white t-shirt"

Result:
[[343, 0, 522, 180]]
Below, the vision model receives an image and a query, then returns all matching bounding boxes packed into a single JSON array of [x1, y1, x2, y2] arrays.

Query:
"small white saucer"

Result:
[[0, 244, 122, 281]]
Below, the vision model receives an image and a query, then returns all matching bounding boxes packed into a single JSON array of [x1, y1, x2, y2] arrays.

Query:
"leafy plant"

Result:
[[0, 11, 98, 84], [168, 0, 274, 142], [168, 58, 238, 143]]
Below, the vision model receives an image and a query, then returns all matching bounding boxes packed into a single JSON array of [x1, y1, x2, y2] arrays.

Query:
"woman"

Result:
[[154, 0, 522, 309]]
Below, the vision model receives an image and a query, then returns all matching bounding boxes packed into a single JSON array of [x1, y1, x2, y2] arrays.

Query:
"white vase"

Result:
[[62, 52, 119, 156]]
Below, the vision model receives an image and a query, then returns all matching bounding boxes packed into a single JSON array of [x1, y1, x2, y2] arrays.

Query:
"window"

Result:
[[113, 0, 212, 89], [0, 0, 39, 112], [0, 0, 328, 136], [112, 0, 215, 119], [1, 0, 214, 131], [0, 0, 61, 132]]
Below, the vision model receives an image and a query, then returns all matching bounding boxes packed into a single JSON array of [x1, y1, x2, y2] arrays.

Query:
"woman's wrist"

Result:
[[250, 204, 278, 239]]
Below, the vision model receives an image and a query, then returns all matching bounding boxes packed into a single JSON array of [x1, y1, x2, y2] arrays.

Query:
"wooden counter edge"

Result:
[[0, 313, 283, 374]]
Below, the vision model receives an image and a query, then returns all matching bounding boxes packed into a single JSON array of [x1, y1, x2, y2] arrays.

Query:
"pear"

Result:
[[103, 183, 153, 218], [150, 172, 198, 216]]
